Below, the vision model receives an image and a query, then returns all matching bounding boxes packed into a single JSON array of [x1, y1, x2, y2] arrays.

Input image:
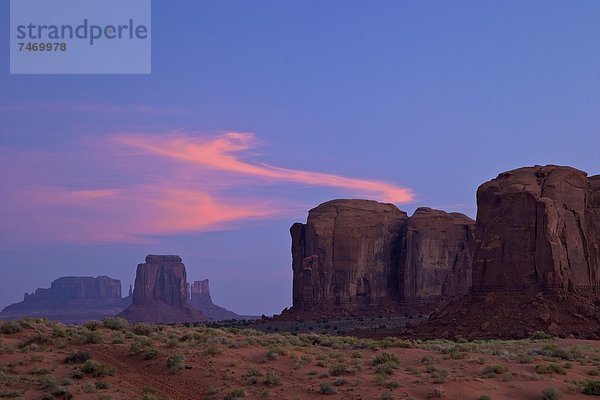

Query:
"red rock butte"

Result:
[[118, 255, 207, 324], [415, 165, 600, 339], [284, 198, 475, 318]]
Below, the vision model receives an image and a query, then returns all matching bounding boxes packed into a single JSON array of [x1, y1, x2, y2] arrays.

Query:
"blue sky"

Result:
[[0, 0, 599, 315]]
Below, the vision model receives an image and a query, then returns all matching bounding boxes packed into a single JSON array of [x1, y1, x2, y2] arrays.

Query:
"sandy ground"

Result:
[[1, 319, 600, 400]]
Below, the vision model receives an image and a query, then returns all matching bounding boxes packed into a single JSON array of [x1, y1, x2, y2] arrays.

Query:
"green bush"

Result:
[[541, 387, 561, 400], [224, 388, 245, 399], [167, 354, 184, 374], [81, 360, 115, 377], [329, 363, 350, 376], [64, 350, 91, 364], [0, 321, 22, 334], [264, 371, 281, 386], [102, 317, 128, 330], [535, 364, 566, 375], [373, 352, 400, 366], [319, 384, 337, 395], [95, 380, 110, 390], [482, 365, 507, 378], [83, 321, 101, 331], [583, 380, 600, 395]]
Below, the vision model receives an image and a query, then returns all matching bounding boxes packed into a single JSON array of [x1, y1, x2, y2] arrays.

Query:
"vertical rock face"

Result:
[[472, 165, 599, 292], [288, 199, 475, 316], [189, 279, 256, 321], [118, 255, 206, 323], [417, 166, 600, 340], [590, 175, 600, 273], [0, 276, 129, 324], [291, 199, 408, 310], [402, 207, 475, 299]]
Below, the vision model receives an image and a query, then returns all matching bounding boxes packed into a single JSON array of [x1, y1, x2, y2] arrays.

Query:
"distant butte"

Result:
[[0, 276, 131, 324], [118, 255, 207, 324]]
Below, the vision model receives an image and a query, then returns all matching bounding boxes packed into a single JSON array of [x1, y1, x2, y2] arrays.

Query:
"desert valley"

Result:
[[1, 164, 600, 399]]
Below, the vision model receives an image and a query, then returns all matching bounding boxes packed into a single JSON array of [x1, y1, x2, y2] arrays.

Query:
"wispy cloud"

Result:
[[113, 132, 414, 203], [0, 131, 414, 245]]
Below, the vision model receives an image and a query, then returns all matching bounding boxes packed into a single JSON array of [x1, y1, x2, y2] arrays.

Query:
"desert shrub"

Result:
[[583, 380, 600, 395], [535, 364, 566, 375], [376, 361, 399, 375], [102, 317, 128, 330], [329, 363, 350, 376], [517, 353, 534, 363], [373, 352, 400, 368], [95, 380, 110, 390], [111, 333, 125, 344], [482, 365, 507, 378], [265, 349, 279, 360], [427, 388, 444, 398], [541, 387, 562, 400], [28, 366, 52, 375], [381, 391, 394, 400], [19, 334, 51, 348], [40, 375, 59, 391], [531, 331, 553, 340], [0, 321, 22, 334], [78, 329, 102, 344], [421, 355, 434, 364], [540, 344, 574, 360], [203, 344, 223, 356], [81, 360, 115, 377], [52, 325, 67, 338], [48, 386, 73, 399], [431, 369, 449, 384], [478, 396, 492, 400], [142, 348, 158, 360], [319, 384, 337, 395], [167, 354, 184, 374], [264, 371, 281, 386], [70, 369, 84, 380], [83, 383, 97, 393], [64, 350, 91, 364], [83, 321, 101, 331], [224, 388, 245, 399], [132, 323, 157, 336]]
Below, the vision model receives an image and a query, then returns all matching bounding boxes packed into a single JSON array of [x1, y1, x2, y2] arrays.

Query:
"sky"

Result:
[[0, 0, 599, 316]]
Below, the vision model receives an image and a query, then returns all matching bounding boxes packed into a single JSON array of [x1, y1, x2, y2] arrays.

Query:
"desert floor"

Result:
[[1, 319, 600, 400]]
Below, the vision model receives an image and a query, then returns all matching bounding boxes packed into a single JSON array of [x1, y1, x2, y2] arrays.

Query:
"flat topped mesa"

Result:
[[0, 276, 129, 324], [118, 254, 207, 324]]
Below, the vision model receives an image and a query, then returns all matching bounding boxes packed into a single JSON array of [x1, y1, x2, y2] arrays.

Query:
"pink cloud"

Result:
[[113, 132, 414, 203], [0, 132, 414, 245]]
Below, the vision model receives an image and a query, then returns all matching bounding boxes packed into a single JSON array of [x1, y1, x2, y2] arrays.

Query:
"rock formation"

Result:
[[402, 207, 475, 299], [473, 165, 599, 291], [415, 165, 600, 339], [0, 276, 131, 324], [189, 279, 258, 321], [291, 199, 408, 311], [118, 255, 207, 323], [286, 199, 474, 317]]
